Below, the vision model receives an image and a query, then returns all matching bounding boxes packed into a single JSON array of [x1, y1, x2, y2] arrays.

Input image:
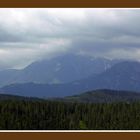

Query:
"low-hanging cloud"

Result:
[[0, 8, 140, 69]]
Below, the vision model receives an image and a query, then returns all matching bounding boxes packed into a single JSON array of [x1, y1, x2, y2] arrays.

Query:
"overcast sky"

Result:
[[0, 8, 140, 69]]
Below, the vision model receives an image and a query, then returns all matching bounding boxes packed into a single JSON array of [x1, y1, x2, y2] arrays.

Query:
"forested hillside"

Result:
[[0, 99, 140, 130], [62, 89, 140, 103]]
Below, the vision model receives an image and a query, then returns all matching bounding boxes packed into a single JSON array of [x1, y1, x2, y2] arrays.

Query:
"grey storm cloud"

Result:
[[0, 8, 140, 69]]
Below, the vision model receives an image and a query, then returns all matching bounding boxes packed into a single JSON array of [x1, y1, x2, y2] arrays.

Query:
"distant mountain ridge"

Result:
[[0, 93, 43, 101], [62, 89, 140, 103], [0, 54, 119, 87], [1, 61, 140, 98], [0, 89, 140, 104], [79, 61, 140, 91]]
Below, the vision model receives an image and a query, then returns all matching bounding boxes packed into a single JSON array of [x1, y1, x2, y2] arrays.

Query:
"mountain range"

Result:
[[1, 57, 140, 98], [0, 54, 119, 87], [78, 61, 140, 92], [0, 89, 140, 103]]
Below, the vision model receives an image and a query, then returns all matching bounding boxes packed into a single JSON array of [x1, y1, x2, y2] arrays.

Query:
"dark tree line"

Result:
[[0, 100, 139, 130]]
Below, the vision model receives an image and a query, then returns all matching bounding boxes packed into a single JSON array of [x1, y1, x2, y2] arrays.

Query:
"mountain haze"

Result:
[[80, 61, 140, 91], [0, 54, 119, 87], [1, 61, 140, 98]]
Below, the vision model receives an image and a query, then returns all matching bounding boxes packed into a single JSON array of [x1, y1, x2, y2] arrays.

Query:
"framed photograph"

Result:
[[0, 0, 140, 140]]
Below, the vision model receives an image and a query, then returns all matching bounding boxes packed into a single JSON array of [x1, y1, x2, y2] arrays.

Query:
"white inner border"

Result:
[[0, 8, 140, 132]]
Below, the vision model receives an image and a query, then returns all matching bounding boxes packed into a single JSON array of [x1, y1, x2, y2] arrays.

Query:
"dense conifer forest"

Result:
[[0, 99, 140, 130]]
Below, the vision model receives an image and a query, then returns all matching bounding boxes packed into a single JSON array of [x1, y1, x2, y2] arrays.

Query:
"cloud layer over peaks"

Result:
[[0, 8, 140, 69]]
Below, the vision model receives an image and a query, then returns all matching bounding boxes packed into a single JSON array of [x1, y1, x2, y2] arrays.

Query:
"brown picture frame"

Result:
[[0, 0, 140, 139]]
